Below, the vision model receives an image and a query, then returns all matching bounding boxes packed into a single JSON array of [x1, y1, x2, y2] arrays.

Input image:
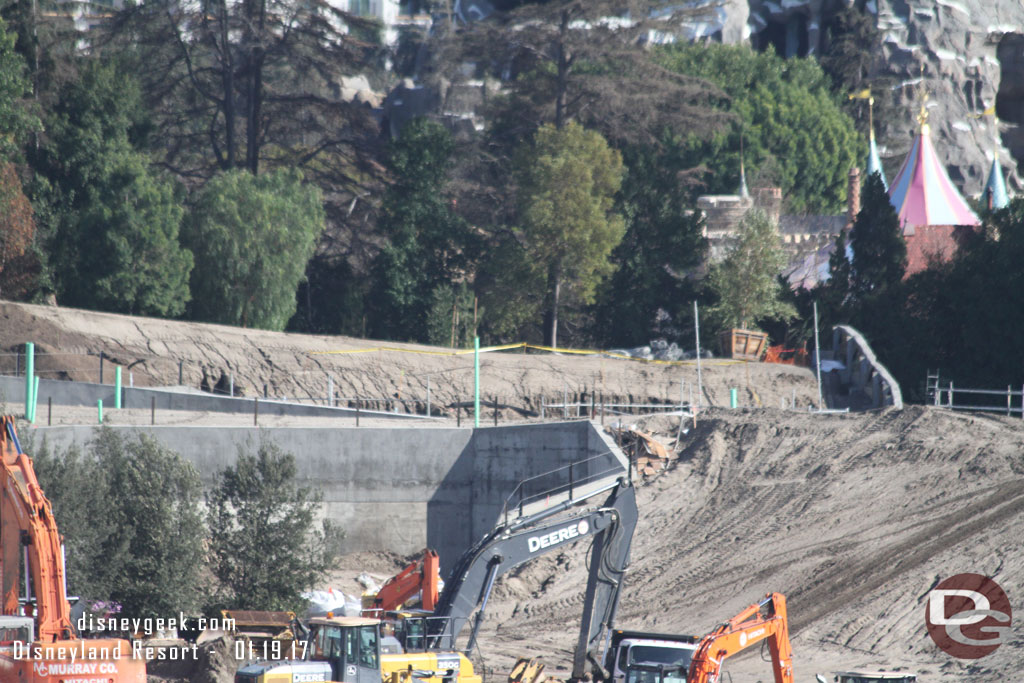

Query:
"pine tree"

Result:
[[708, 209, 796, 332], [513, 122, 625, 347], [849, 172, 906, 296]]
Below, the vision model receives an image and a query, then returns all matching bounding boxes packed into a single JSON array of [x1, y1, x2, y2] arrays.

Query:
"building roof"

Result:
[[983, 154, 1010, 210], [887, 121, 981, 232]]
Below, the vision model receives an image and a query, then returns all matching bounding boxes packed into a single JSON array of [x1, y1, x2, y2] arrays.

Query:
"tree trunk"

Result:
[[554, 9, 569, 130], [217, 0, 236, 168], [544, 261, 562, 348], [245, 0, 266, 174]]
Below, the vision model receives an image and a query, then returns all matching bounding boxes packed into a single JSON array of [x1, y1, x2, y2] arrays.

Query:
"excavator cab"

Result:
[[308, 617, 382, 683], [0, 616, 33, 645]]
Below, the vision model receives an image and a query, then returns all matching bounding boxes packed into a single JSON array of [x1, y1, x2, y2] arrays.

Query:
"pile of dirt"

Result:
[[467, 406, 1024, 682], [0, 301, 819, 417], [12, 301, 1017, 681]]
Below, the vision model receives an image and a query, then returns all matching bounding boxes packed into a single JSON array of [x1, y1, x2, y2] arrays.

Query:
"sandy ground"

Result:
[[5, 301, 1021, 682], [448, 407, 1024, 682], [0, 301, 820, 418]]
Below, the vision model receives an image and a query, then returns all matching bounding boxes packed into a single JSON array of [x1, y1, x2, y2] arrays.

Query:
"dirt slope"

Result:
[[468, 407, 1024, 682], [0, 301, 818, 416], [9, 301, 1018, 681]]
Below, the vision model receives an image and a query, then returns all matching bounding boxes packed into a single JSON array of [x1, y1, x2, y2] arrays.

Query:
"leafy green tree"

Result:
[[513, 122, 625, 347], [707, 209, 796, 332], [657, 44, 859, 213], [0, 16, 39, 161], [207, 439, 340, 612], [849, 172, 906, 296], [184, 168, 325, 330], [35, 60, 192, 316], [32, 429, 205, 619], [367, 118, 479, 342], [591, 144, 706, 347]]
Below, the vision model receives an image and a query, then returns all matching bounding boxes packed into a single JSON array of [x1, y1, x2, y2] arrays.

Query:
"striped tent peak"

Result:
[[867, 131, 887, 191], [984, 154, 1009, 210], [887, 124, 981, 232]]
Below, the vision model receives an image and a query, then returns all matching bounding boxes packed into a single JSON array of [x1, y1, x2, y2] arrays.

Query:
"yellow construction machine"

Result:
[[234, 615, 481, 683]]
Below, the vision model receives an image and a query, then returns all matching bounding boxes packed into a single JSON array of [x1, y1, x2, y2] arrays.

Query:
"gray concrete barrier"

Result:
[[0, 374, 424, 421], [27, 420, 627, 574]]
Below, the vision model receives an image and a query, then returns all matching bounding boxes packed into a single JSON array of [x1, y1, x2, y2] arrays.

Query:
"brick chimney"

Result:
[[847, 167, 861, 227]]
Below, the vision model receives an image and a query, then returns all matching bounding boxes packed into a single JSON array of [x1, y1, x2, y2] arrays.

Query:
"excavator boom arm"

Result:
[[687, 593, 794, 683], [0, 416, 74, 641], [373, 549, 440, 612], [433, 479, 638, 679]]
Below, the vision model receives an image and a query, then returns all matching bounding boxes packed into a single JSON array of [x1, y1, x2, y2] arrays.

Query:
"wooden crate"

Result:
[[718, 328, 769, 361]]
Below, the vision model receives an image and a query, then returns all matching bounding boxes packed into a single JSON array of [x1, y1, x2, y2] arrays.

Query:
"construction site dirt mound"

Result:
[[0, 301, 818, 416], [9, 301, 1018, 681], [460, 406, 1024, 682]]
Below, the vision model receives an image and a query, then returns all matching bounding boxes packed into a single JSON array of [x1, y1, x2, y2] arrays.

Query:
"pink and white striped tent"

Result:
[[888, 124, 981, 232]]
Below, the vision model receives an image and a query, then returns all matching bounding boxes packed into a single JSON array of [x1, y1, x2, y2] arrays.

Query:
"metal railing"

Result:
[[500, 451, 625, 525], [540, 400, 692, 420], [930, 375, 1024, 418]]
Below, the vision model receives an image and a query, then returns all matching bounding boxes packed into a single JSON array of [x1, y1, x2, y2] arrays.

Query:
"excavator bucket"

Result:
[[509, 658, 546, 683]]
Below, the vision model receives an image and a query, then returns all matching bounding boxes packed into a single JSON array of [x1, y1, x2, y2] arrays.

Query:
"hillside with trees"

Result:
[[1, 1, 1019, 394]]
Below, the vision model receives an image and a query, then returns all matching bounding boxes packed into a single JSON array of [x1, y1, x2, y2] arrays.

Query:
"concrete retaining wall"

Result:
[[0, 374, 423, 421], [28, 420, 627, 573]]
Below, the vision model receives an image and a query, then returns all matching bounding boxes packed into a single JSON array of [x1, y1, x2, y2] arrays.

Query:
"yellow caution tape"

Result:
[[313, 341, 748, 367]]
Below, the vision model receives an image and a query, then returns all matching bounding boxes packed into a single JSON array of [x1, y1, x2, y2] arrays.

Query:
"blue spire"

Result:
[[867, 130, 887, 191], [984, 153, 1009, 210]]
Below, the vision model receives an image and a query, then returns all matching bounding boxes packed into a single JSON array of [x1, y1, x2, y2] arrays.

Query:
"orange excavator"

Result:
[[686, 592, 794, 683], [365, 549, 440, 613], [0, 415, 145, 682]]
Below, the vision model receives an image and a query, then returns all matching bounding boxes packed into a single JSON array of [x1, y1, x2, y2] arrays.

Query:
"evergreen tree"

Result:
[[37, 60, 192, 316], [0, 16, 39, 161], [367, 118, 478, 342], [207, 440, 340, 612], [849, 172, 906, 296], [184, 168, 324, 330], [32, 429, 205, 618], [591, 144, 705, 346], [657, 43, 860, 213], [513, 122, 625, 347], [707, 209, 796, 332]]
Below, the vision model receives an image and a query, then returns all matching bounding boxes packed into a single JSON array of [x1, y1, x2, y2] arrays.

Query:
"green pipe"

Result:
[[24, 342, 33, 420], [115, 366, 122, 409], [730, 387, 738, 409], [97, 399, 103, 424], [30, 376, 39, 423], [474, 336, 480, 428]]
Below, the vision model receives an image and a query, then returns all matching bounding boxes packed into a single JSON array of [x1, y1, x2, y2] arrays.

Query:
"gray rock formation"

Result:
[[730, 0, 1024, 197]]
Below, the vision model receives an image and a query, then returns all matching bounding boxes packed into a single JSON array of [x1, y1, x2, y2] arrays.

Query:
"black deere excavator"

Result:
[[235, 475, 638, 683], [432, 477, 638, 680]]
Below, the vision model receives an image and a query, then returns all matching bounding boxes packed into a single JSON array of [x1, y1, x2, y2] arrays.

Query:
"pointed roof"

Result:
[[984, 154, 1009, 210], [867, 131, 887, 190], [888, 114, 981, 232]]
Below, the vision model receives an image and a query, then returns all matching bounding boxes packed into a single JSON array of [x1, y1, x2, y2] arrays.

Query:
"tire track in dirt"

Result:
[[789, 478, 1024, 632]]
